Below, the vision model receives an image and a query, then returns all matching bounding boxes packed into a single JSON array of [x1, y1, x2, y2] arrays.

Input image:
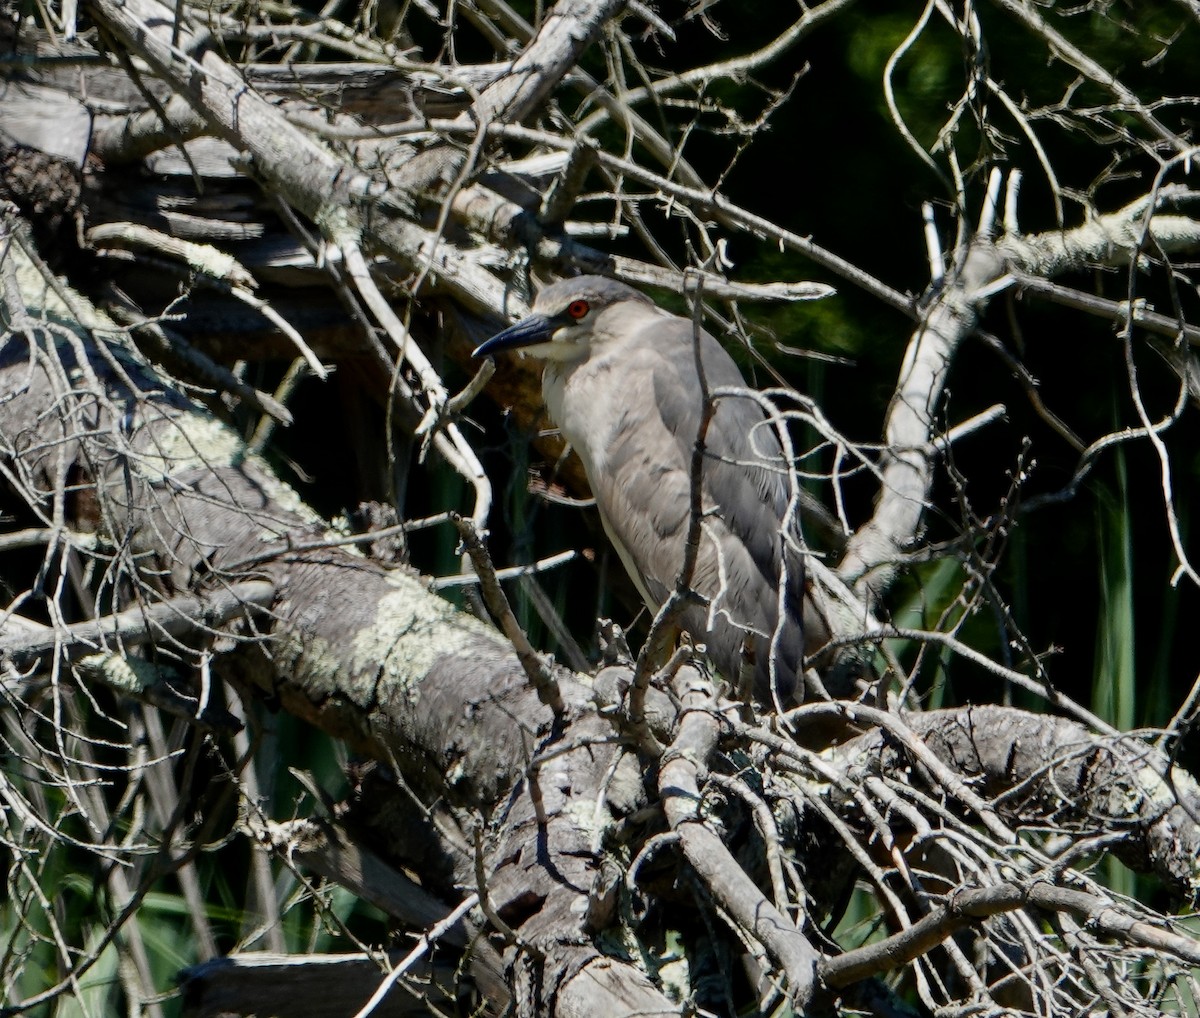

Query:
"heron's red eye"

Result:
[[567, 299, 590, 320]]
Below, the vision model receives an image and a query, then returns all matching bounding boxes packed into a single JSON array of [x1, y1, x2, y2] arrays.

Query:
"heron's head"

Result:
[[473, 276, 653, 363]]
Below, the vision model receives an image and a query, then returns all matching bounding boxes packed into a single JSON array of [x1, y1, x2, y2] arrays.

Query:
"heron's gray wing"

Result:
[[660, 324, 807, 698], [594, 319, 804, 701], [585, 350, 690, 610]]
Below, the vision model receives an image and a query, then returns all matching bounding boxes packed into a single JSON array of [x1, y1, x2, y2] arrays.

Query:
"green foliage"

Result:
[[0, 701, 387, 1016], [1093, 452, 1136, 734], [886, 556, 967, 706]]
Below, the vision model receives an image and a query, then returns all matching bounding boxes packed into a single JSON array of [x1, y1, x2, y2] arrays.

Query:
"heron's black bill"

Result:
[[473, 314, 555, 357]]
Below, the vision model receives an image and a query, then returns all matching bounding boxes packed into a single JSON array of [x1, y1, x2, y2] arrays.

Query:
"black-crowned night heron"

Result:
[[475, 276, 824, 706]]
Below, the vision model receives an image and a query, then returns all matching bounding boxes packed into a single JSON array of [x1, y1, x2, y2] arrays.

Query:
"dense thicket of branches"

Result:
[[5, 1, 1200, 1016]]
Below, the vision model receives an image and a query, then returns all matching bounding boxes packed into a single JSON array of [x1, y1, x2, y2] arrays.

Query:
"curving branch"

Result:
[[839, 183, 1200, 602], [822, 879, 1200, 988]]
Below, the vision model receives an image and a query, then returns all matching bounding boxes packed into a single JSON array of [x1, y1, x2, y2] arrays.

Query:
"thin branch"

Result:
[[451, 514, 565, 717], [350, 895, 480, 1018], [430, 549, 578, 589], [2, 580, 275, 670]]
